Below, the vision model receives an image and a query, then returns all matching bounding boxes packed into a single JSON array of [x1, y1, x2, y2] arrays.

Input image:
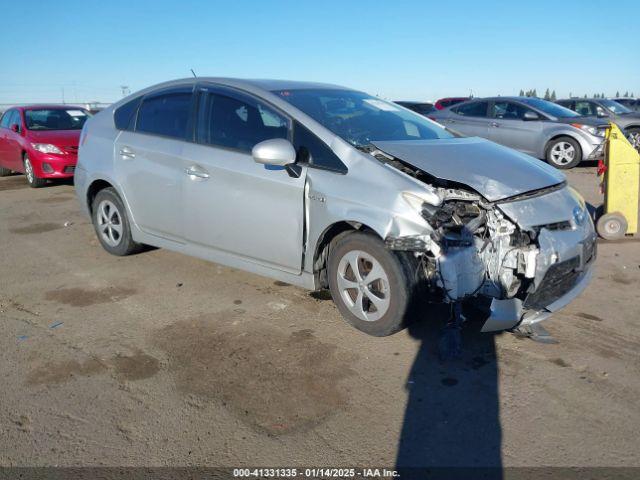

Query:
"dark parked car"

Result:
[[394, 101, 436, 116], [431, 97, 608, 169], [556, 98, 640, 150], [434, 97, 469, 110]]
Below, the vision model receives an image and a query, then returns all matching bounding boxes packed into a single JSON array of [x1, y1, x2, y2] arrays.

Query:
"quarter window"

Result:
[[196, 91, 289, 152], [114, 97, 142, 131], [0, 110, 13, 129], [136, 90, 193, 139], [454, 101, 489, 117], [293, 121, 347, 173]]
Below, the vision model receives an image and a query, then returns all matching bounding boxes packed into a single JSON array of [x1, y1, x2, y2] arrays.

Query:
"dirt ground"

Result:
[[1, 166, 639, 470]]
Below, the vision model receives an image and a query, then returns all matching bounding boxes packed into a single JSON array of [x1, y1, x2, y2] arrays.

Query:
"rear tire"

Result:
[[24, 154, 47, 188], [327, 231, 422, 337], [92, 188, 142, 256], [546, 136, 582, 169]]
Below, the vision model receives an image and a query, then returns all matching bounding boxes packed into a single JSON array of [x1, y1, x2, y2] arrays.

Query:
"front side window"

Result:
[[492, 101, 530, 120], [197, 91, 289, 152], [454, 101, 489, 117], [25, 108, 88, 131], [136, 91, 193, 139], [573, 101, 596, 116], [274, 89, 452, 148]]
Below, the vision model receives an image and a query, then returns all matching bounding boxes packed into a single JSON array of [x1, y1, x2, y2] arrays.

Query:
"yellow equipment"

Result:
[[596, 123, 640, 240]]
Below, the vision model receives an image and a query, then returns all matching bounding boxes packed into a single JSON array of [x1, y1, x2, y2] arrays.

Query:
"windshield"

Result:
[[274, 89, 453, 147], [518, 98, 579, 118], [599, 99, 632, 114], [25, 108, 90, 131]]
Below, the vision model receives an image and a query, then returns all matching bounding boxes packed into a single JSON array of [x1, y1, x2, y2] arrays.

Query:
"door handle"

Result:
[[184, 166, 210, 179], [491, 122, 500, 128], [119, 146, 136, 159]]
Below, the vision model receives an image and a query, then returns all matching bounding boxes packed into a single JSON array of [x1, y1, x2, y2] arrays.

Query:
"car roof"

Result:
[[141, 77, 351, 93], [7, 104, 89, 111]]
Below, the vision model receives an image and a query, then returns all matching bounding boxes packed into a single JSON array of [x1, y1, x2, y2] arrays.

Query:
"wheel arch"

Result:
[[86, 179, 116, 215], [311, 220, 383, 289], [544, 133, 583, 158]]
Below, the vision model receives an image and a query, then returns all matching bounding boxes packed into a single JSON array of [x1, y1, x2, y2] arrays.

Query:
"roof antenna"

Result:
[[190, 69, 197, 78]]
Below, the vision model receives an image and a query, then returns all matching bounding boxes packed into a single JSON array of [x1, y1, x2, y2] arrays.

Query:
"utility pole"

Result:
[[120, 85, 130, 97], [61, 87, 65, 104]]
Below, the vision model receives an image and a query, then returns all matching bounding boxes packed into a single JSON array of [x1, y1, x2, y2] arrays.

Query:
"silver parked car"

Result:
[[431, 96, 608, 169], [75, 78, 596, 337]]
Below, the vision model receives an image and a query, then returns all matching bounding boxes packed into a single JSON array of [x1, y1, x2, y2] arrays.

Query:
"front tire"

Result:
[[24, 154, 47, 188], [546, 136, 582, 169], [92, 188, 142, 256], [327, 231, 422, 337], [625, 127, 640, 151]]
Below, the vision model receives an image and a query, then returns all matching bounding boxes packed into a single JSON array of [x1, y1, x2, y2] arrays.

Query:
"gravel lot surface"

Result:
[[1, 166, 638, 469]]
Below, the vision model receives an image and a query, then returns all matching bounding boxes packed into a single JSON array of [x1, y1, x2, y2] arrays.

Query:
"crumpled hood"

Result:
[[371, 137, 565, 202]]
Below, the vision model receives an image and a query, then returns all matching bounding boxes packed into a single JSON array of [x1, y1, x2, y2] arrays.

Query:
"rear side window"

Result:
[[293, 121, 347, 174], [454, 101, 488, 117], [196, 91, 289, 152], [114, 97, 141, 131], [136, 90, 193, 140]]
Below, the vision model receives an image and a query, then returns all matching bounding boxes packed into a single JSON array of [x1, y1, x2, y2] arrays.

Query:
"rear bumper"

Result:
[[28, 150, 77, 178]]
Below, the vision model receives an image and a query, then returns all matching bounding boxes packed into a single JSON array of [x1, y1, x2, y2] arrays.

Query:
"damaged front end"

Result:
[[373, 147, 596, 332]]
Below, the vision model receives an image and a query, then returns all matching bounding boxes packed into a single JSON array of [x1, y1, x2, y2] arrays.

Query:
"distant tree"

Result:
[[551, 90, 557, 101], [594, 93, 599, 98], [624, 91, 629, 97], [631, 93, 635, 98], [584, 94, 587, 98], [544, 88, 551, 100], [519, 89, 524, 96], [532, 89, 538, 98], [616, 90, 620, 97], [601, 92, 605, 99], [569, 92, 572, 98]]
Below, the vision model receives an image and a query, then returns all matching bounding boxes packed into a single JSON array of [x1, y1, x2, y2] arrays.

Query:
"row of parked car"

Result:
[[0, 78, 597, 340], [396, 96, 640, 169]]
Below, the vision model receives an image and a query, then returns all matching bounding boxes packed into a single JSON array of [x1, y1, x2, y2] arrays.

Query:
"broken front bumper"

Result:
[[482, 195, 597, 333]]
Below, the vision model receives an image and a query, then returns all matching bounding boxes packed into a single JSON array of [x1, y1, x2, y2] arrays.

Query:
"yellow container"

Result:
[[598, 123, 640, 238]]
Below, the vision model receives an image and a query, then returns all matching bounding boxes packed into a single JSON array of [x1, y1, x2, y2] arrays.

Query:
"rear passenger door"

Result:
[[444, 101, 490, 138], [114, 86, 194, 242], [181, 85, 306, 273]]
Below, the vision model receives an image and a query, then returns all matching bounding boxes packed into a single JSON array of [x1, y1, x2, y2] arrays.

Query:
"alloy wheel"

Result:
[[336, 249, 390, 322], [627, 131, 640, 150], [24, 157, 35, 184], [550, 142, 576, 166], [97, 200, 123, 247]]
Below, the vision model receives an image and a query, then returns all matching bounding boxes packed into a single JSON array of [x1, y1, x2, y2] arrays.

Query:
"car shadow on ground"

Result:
[[396, 304, 503, 480]]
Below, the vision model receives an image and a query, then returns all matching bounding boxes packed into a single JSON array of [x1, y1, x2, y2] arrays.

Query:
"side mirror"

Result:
[[597, 110, 609, 118], [523, 111, 539, 121], [252, 138, 296, 166], [10, 124, 19, 133]]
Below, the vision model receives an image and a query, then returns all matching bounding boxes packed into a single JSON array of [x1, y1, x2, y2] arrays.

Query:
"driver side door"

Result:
[[181, 86, 307, 273]]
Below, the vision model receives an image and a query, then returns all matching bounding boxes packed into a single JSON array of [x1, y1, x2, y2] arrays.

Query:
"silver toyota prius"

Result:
[[75, 78, 596, 337]]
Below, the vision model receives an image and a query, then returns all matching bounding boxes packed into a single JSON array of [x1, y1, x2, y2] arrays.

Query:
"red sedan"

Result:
[[0, 105, 89, 187]]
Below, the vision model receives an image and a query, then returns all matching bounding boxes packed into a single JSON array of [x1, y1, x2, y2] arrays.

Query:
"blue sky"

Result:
[[1, 0, 638, 104]]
